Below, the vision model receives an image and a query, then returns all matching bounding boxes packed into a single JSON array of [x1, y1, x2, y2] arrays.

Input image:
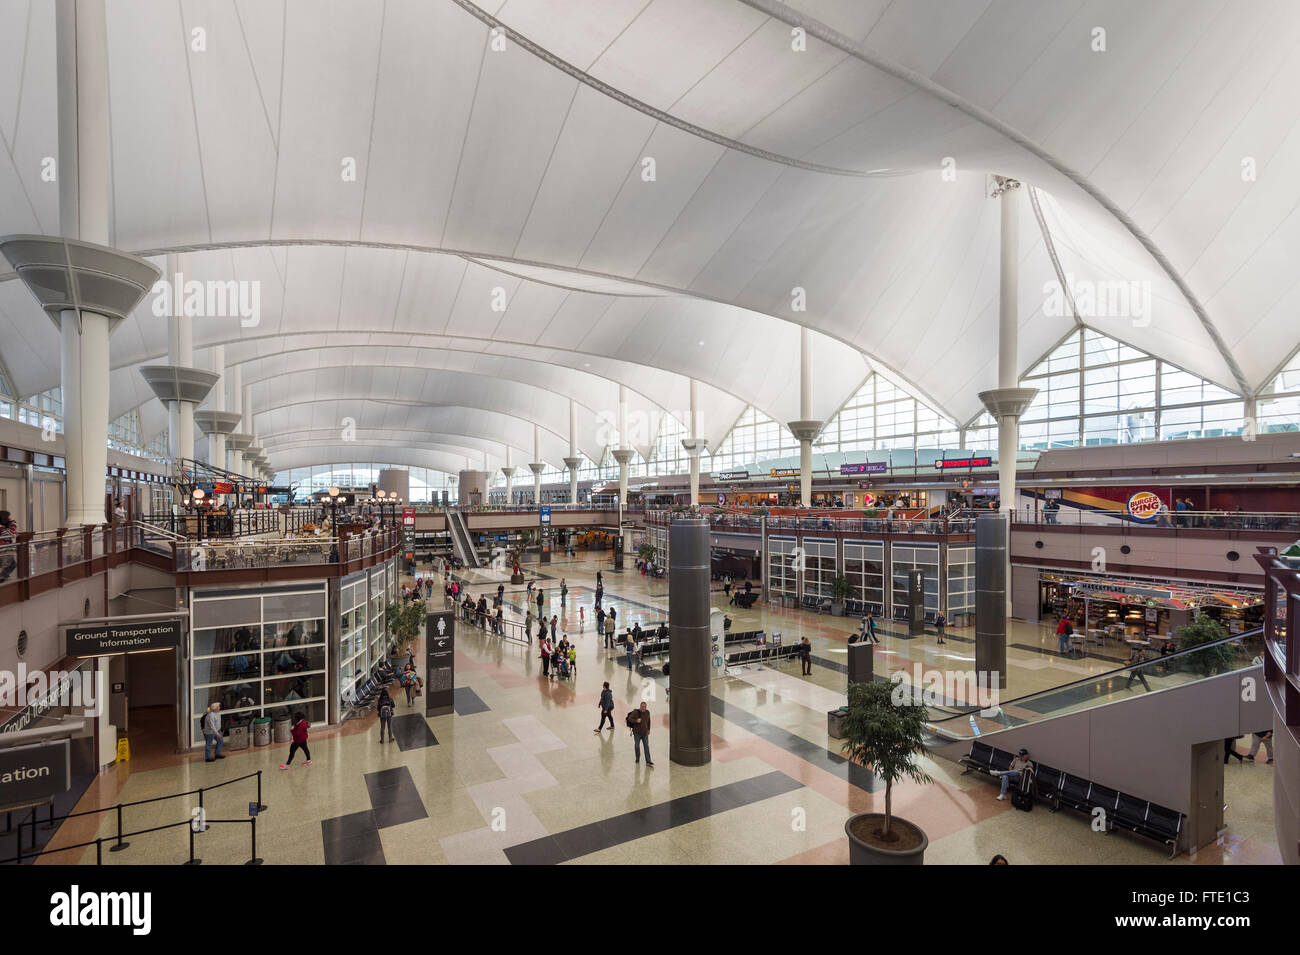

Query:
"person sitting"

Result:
[[995, 748, 1033, 801], [723, 614, 733, 631]]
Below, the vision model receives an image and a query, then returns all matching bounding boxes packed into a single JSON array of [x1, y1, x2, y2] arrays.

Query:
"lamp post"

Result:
[[192, 487, 206, 539], [325, 486, 342, 530], [375, 489, 387, 526]]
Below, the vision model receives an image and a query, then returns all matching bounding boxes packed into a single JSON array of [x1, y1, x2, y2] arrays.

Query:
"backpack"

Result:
[[379, 701, 394, 719], [625, 710, 638, 729]]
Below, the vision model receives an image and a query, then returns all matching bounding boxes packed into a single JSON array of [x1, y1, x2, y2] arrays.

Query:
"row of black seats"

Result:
[[843, 599, 883, 618], [726, 644, 799, 666], [724, 629, 765, 646], [961, 741, 1184, 858], [801, 594, 832, 614]]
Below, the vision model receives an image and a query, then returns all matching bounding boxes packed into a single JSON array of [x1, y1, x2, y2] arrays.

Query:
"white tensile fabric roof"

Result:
[[1, 0, 1297, 474]]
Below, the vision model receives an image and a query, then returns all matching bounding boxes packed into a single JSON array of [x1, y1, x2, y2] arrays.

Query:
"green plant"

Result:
[[1176, 615, 1237, 677], [386, 600, 427, 649], [637, 542, 657, 564], [520, 529, 534, 547], [830, 574, 854, 604], [865, 508, 880, 518], [840, 680, 932, 841]]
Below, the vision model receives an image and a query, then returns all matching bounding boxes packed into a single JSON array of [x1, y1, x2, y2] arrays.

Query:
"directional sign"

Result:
[[425, 611, 456, 717]]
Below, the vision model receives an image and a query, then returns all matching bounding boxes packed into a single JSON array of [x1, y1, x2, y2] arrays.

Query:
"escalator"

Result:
[[446, 508, 481, 569], [912, 627, 1270, 854], [918, 626, 1266, 743]]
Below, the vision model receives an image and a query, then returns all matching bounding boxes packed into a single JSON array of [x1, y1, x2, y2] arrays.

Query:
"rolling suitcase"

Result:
[[1011, 790, 1033, 812]]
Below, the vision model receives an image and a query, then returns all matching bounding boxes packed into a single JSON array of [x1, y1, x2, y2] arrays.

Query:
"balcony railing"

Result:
[[172, 528, 401, 573], [647, 509, 974, 535], [140, 507, 318, 539], [1014, 509, 1300, 532]]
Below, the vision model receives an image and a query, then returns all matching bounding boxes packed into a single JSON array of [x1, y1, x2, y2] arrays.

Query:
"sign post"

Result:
[[538, 505, 552, 565], [424, 611, 455, 717]]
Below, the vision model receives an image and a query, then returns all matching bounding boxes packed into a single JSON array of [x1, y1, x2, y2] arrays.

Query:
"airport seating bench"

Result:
[[801, 594, 832, 614], [960, 742, 1184, 858], [725, 643, 800, 667]]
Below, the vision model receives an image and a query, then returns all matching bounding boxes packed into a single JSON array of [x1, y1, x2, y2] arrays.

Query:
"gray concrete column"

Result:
[[668, 515, 711, 766], [974, 513, 1008, 692]]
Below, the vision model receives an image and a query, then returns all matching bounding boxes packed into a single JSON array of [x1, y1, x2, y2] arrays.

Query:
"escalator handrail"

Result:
[[925, 626, 1265, 724]]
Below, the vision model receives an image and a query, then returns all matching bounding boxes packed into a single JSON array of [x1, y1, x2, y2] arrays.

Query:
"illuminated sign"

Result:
[[840, 462, 888, 475], [402, 507, 416, 526], [769, 468, 801, 478], [933, 457, 992, 470], [1126, 491, 1164, 523], [715, 471, 749, 481]]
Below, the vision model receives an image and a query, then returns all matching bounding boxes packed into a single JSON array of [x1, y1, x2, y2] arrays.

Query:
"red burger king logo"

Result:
[[1126, 491, 1163, 522]]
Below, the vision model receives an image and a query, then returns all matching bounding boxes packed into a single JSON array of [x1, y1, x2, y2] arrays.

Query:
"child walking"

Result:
[[280, 711, 312, 768]]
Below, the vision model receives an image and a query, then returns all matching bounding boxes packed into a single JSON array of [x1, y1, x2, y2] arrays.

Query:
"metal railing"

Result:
[[1015, 508, 1300, 532], [647, 509, 974, 535], [1, 770, 267, 866], [0, 523, 125, 588], [175, 528, 400, 573], [141, 508, 317, 539]]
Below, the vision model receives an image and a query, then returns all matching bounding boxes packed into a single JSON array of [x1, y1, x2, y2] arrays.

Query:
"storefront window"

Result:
[[844, 540, 884, 609], [769, 537, 796, 597], [802, 539, 836, 599], [190, 585, 327, 745], [891, 543, 939, 618], [946, 545, 975, 615]]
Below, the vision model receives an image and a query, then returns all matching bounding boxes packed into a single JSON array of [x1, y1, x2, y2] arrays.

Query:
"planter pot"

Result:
[[845, 813, 928, 865], [831, 602, 846, 617], [510, 573, 525, 584]]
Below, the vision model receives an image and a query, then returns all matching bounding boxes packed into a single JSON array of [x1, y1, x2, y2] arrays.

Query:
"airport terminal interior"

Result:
[[1, 0, 1299, 872]]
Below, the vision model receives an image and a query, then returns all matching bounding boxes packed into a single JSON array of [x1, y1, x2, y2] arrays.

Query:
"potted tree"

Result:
[[386, 599, 427, 652], [830, 574, 854, 617], [637, 542, 657, 565], [841, 679, 932, 865], [1176, 615, 1236, 677]]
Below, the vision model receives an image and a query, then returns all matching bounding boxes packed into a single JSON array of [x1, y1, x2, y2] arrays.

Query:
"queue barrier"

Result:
[[0, 770, 269, 866]]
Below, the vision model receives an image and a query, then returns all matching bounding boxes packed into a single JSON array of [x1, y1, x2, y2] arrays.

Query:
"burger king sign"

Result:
[[1126, 491, 1164, 523]]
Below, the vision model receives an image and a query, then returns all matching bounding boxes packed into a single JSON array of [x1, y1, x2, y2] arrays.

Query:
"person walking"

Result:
[[629, 701, 653, 766], [595, 682, 615, 732], [202, 702, 225, 762], [536, 589, 544, 619], [595, 604, 605, 636], [624, 632, 637, 672], [606, 612, 617, 652], [935, 609, 947, 645], [866, 611, 880, 644], [578, 605, 585, 631], [525, 609, 534, 641], [377, 690, 395, 743], [1246, 729, 1274, 763], [1056, 616, 1074, 655], [799, 636, 812, 675], [401, 664, 422, 706], [279, 711, 312, 769], [560, 578, 568, 608], [550, 614, 559, 637], [723, 575, 732, 601]]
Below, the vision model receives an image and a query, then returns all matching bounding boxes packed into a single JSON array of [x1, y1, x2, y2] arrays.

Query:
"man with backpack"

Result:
[[1056, 616, 1074, 655], [595, 682, 615, 732], [377, 690, 395, 743], [628, 701, 653, 766]]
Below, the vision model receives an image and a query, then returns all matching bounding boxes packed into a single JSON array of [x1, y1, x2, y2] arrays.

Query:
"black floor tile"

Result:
[[321, 811, 385, 865], [320, 809, 376, 844], [453, 686, 491, 715], [371, 799, 428, 829], [390, 713, 439, 750], [503, 835, 565, 866], [506, 770, 800, 864]]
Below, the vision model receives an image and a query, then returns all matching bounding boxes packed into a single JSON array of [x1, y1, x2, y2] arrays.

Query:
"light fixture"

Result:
[[192, 488, 205, 501], [329, 486, 340, 497], [376, 489, 387, 499]]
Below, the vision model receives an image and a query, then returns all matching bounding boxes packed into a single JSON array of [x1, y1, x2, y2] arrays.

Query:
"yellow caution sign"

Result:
[[115, 737, 130, 762]]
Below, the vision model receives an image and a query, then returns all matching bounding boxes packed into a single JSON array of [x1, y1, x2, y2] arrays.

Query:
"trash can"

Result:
[[272, 714, 292, 743], [827, 706, 849, 740], [227, 721, 250, 751], [253, 717, 272, 747]]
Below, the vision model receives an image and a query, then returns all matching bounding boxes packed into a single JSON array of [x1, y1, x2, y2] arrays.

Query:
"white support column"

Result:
[[681, 378, 704, 507], [978, 177, 1038, 616], [530, 424, 544, 504], [564, 398, 581, 506], [502, 445, 515, 505], [227, 362, 245, 476], [56, 0, 110, 527], [787, 328, 822, 509]]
